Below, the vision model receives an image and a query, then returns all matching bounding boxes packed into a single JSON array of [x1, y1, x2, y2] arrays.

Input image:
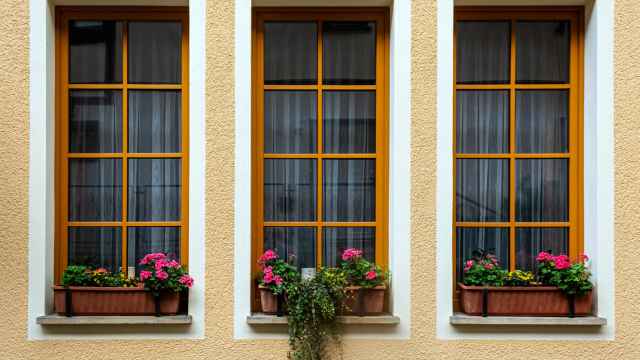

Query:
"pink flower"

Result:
[[263, 271, 274, 284], [156, 270, 169, 280], [167, 260, 181, 268], [366, 271, 377, 280], [179, 275, 194, 288], [463, 260, 474, 272], [274, 275, 283, 286], [553, 255, 571, 270], [536, 251, 553, 262], [341, 248, 363, 261], [259, 249, 278, 264], [139, 252, 167, 265], [155, 259, 168, 271], [484, 263, 494, 270], [140, 270, 152, 281]]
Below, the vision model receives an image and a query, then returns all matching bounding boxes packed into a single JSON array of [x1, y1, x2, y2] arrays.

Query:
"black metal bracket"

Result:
[[154, 293, 161, 317], [482, 288, 489, 317], [64, 287, 74, 317], [568, 294, 575, 318], [276, 293, 285, 317], [357, 288, 365, 317]]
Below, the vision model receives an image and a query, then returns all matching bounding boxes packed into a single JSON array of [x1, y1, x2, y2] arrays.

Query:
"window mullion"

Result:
[[316, 20, 324, 269], [121, 20, 129, 275]]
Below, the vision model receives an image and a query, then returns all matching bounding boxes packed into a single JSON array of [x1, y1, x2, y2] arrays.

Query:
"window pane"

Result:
[[323, 22, 376, 85], [456, 227, 509, 281], [69, 159, 122, 221], [127, 227, 180, 274], [456, 90, 509, 153], [69, 21, 123, 84], [323, 227, 375, 267], [456, 21, 510, 84], [516, 228, 568, 272], [516, 90, 568, 153], [323, 91, 375, 153], [456, 159, 509, 222], [128, 90, 181, 153], [128, 22, 182, 84], [264, 22, 317, 85], [264, 91, 316, 154], [264, 227, 316, 269], [516, 21, 570, 83], [264, 159, 317, 221], [69, 90, 122, 153], [68, 227, 122, 272], [516, 159, 568, 221], [323, 159, 375, 221], [128, 159, 181, 221]]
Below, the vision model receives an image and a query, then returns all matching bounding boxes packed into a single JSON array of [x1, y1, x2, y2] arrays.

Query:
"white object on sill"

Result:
[[301, 268, 316, 280]]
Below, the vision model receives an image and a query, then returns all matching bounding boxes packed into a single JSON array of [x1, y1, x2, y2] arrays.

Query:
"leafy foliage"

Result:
[[537, 252, 592, 296], [503, 270, 535, 286], [339, 248, 387, 288], [257, 249, 300, 295], [138, 253, 194, 295], [462, 249, 507, 286], [62, 266, 138, 287]]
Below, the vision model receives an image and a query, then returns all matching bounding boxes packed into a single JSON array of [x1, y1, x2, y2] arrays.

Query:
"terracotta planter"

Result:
[[53, 286, 180, 316], [343, 286, 386, 315], [259, 286, 287, 315], [458, 283, 593, 316]]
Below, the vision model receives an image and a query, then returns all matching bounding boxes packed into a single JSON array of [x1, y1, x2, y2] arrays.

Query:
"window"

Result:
[[55, 8, 189, 281], [453, 8, 583, 304], [252, 9, 389, 306]]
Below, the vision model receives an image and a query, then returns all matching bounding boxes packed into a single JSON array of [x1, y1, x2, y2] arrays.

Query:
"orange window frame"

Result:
[[54, 7, 190, 282], [453, 7, 584, 307], [251, 8, 390, 307]]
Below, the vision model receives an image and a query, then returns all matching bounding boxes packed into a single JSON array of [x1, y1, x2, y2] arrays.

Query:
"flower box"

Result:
[[53, 286, 180, 316], [259, 286, 281, 315], [458, 283, 593, 316], [342, 286, 386, 316]]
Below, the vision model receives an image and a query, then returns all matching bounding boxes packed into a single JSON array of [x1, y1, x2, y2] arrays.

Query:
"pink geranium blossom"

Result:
[[536, 251, 553, 262], [139, 252, 167, 265], [366, 271, 377, 280], [179, 275, 194, 288], [139, 270, 152, 281], [259, 249, 278, 264], [463, 260, 474, 272], [156, 270, 169, 280], [274, 275, 283, 286], [483, 263, 494, 270], [553, 255, 571, 270], [341, 248, 363, 261]]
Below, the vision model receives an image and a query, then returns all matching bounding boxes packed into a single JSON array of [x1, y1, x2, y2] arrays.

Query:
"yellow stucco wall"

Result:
[[1, 0, 639, 358]]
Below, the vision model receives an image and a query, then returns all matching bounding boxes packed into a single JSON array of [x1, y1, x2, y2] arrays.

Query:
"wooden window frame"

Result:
[[54, 7, 190, 283], [251, 8, 390, 309], [453, 7, 584, 308]]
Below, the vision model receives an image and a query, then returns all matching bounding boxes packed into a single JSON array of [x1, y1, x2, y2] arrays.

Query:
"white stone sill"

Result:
[[247, 313, 400, 325], [450, 313, 606, 326], [36, 314, 192, 325]]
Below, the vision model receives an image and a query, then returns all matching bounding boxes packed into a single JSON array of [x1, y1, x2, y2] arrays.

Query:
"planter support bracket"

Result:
[[64, 287, 74, 317], [481, 288, 488, 317], [568, 294, 575, 318]]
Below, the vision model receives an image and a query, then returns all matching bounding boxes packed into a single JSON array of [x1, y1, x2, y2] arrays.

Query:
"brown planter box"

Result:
[[458, 283, 593, 316], [343, 286, 386, 316], [53, 286, 180, 316], [259, 286, 279, 315]]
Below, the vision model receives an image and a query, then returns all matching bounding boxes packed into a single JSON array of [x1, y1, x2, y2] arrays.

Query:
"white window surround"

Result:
[[234, 0, 412, 340], [27, 0, 205, 339], [436, 0, 615, 340]]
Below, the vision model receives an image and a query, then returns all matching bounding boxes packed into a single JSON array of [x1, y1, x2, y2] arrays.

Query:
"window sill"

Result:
[[247, 313, 400, 326], [450, 313, 606, 326], [36, 314, 192, 326]]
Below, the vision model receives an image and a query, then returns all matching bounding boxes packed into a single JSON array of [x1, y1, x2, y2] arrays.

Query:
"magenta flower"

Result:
[[140, 270, 152, 281], [179, 275, 194, 288], [463, 260, 474, 272], [483, 263, 494, 270], [341, 248, 363, 261], [365, 270, 377, 280], [536, 251, 553, 262], [156, 270, 169, 280], [553, 255, 571, 270], [139, 252, 167, 265], [259, 249, 278, 264], [167, 260, 181, 268], [274, 275, 283, 286]]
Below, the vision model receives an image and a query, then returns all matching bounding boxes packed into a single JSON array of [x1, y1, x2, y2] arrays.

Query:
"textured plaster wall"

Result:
[[1, 0, 640, 358]]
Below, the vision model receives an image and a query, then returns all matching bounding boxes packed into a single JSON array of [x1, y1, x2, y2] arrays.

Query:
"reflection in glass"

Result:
[[128, 22, 182, 84], [68, 227, 122, 272], [264, 227, 316, 269], [456, 227, 509, 281], [323, 22, 376, 85], [516, 90, 568, 153], [323, 227, 375, 267], [456, 90, 509, 153], [69, 21, 123, 83], [516, 21, 570, 83], [264, 159, 317, 221], [69, 159, 122, 221], [264, 22, 317, 85], [456, 159, 509, 222], [69, 90, 122, 153], [128, 227, 180, 273], [264, 91, 316, 154], [516, 159, 568, 221], [456, 21, 510, 84], [323, 91, 375, 153], [323, 160, 375, 221], [128, 91, 181, 153], [516, 228, 568, 272], [128, 159, 181, 221]]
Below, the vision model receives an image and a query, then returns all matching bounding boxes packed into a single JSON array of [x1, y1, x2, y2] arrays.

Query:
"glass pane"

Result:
[[264, 91, 316, 154], [69, 21, 123, 84], [456, 227, 509, 281], [264, 22, 317, 85], [456, 21, 510, 84], [68, 227, 122, 272], [128, 22, 182, 84], [127, 227, 180, 274], [323, 22, 376, 85], [456, 159, 509, 222], [516, 228, 568, 272], [323, 91, 375, 153], [128, 159, 181, 221], [516, 159, 568, 221], [516, 21, 570, 83], [323, 227, 375, 267], [264, 227, 316, 269], [69, 159, 122, 221], [456, 90, 509, 153], [323, 159, 375, 221], [69, 90, 122, 153], [128, 90, 181, 153], [264, 159, 316, 221], [516, 90, 568, 153]]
